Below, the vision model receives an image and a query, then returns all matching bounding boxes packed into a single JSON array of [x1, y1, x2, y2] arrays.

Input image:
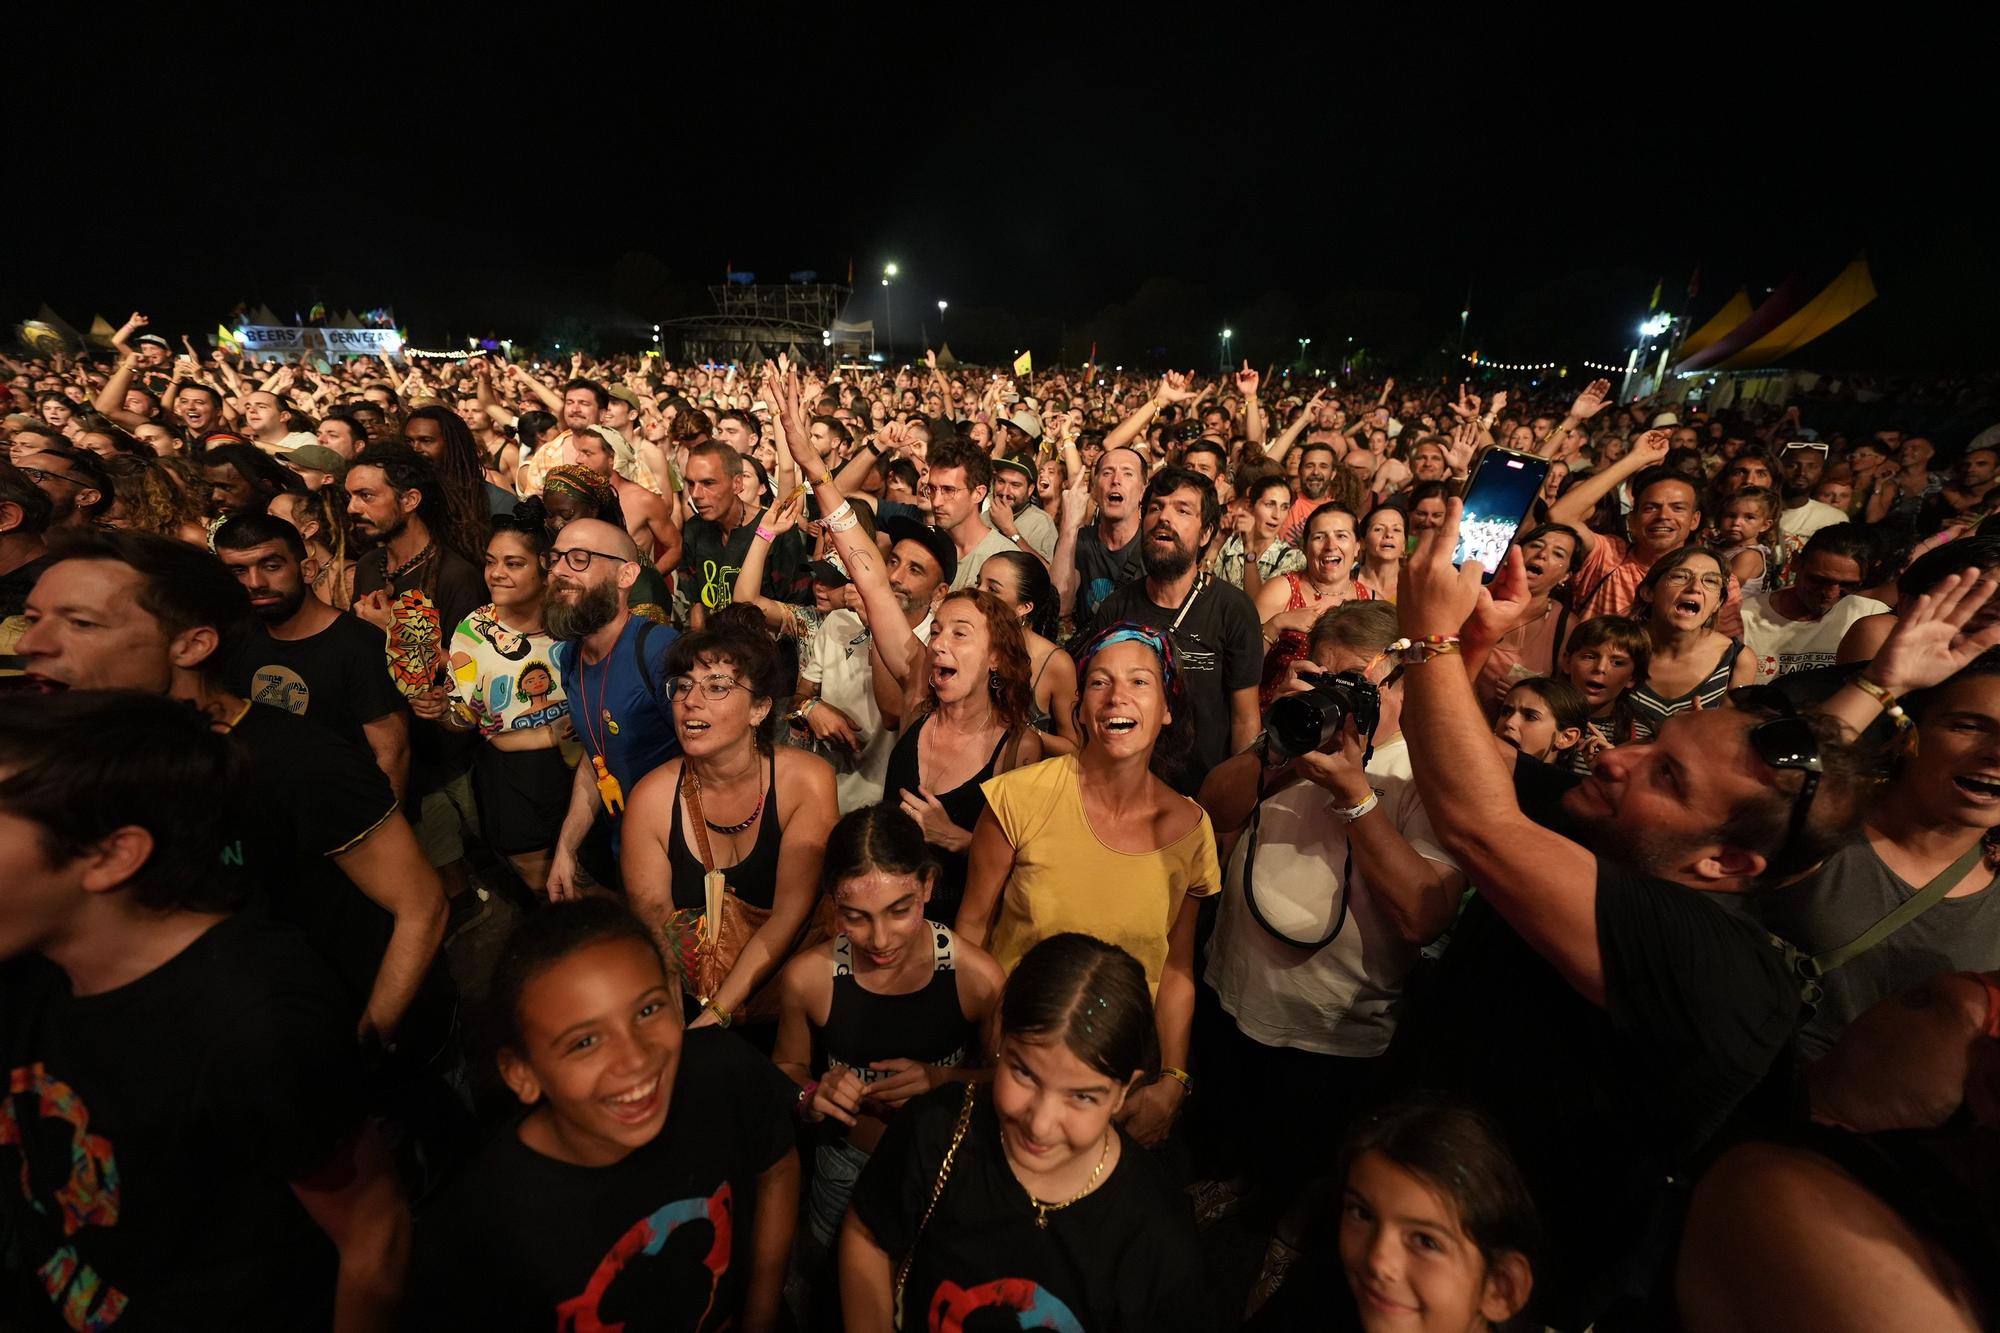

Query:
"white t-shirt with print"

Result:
[[802, 607, 933, 812], [1740, 590, 1889, 683]]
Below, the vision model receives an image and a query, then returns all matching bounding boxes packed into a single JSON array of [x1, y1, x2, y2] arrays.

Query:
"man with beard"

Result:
[[1087, 467, 1263, 790], [346, 444, 487, 917], [924, 440, 1011, 591], [1055, 444, 1147, 621], [514, 377, 631, 498], [987, 453, 1057, 562], [1776, 441, 1848, 540], [16, 442, 111, 530], [545, 518, 680, 900], [1280, 441, 1338, 541], [1384, 500, 1894, 1329], [216, 513, 409, 795]]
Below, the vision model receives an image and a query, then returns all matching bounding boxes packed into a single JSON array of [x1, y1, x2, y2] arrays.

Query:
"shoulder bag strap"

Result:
[[1775, 841, 1988, 1011], [679, 763, 726, 947], [631, 618, 659, 701], [894, 1083, 979, 1329]]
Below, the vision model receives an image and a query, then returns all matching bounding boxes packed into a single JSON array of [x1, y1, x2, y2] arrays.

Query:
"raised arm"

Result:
[[92, 351, 151, 429], [513, 361, 566, 414], [1538, 378, 1614, 460], [1816, 570, 2000, 738], [1546, 428, 1671, 555], [1105, 372, 1194, 453], [1236, 362, 1265, 445], [1051, 467, 1092, 619], [732, 490, 807, 633]]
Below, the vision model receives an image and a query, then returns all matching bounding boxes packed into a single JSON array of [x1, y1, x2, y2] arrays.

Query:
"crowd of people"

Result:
[[3, 310, 2000, 1331]]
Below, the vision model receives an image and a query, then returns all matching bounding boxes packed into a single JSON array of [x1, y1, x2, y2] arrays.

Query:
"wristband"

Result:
[[825, 501, 858, 533], [1854, 675, 1912, 730], [699, 995, 733, 1028], [1330, 790, 1381, 822], [1160, 1066, 1194, 1097], [815, 472, 834, 487], [1390, 635, 1462, 665], [755, 525, 775, 543], [796, 1079, 819, 1116]]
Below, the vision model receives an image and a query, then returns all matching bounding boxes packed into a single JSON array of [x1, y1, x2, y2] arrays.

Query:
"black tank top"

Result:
[[882, 714, 1009, 926], [667, 747, 783, 912], [820, 923, 970, 1082]]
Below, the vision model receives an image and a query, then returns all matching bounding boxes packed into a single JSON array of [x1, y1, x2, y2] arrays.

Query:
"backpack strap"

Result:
[[631, 618, 660, 701]]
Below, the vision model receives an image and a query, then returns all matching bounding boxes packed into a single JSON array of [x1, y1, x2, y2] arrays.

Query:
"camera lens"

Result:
[[1266, 689, 1347, 763]]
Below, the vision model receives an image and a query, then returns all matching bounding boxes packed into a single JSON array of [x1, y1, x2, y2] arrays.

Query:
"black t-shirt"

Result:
[[852, 1087, 1211, 1333], [1386, 785, 1801, 1326], [227, 702, 405, 1017], [1090, 576, 1263, 788], [409, 1028, 796, 1330], [351, 541, 486, 789], [0, 912, 365, 1329], [0, 551, 51, 619], [223, 612, 406, 753], [1075, 524, 1142, 620], [679, 508, 809, 616]]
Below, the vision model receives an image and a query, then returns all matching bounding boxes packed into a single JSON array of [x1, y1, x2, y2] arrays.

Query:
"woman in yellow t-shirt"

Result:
[[956, 622, 1221, 1147]]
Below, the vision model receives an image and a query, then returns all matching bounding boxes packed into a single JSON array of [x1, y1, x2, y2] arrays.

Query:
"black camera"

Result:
[[1265, 669, 1382, 762]]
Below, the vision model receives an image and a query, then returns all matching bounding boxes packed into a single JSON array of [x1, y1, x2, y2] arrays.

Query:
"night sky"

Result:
[[7, 19, 1985, 373]]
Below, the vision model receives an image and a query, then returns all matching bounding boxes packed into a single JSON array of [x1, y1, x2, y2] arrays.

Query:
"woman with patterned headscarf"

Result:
[[521, 468, 673, 623], [955, 622, 1221, 1149]]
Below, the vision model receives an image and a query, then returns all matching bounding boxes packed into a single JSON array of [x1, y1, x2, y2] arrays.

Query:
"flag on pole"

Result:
[[1647, 279, 1663, 311], [1012, 350, 1033, 377], [215, 324, 239, 351]]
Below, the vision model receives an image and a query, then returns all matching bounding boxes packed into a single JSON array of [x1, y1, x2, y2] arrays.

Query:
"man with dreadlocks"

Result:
[[403, 404, 503, 546], [346, 442, 491, 926]]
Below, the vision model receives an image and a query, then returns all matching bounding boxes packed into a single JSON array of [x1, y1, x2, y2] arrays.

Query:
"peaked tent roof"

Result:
[[1710, 258, 1877, 372], [1674, 289, 1753, 362]]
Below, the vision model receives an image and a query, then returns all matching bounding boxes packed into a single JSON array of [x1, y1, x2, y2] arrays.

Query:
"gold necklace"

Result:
[[1018, 1129, 1112, 1229]]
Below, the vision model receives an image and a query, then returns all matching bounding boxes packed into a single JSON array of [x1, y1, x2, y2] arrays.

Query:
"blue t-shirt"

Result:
[[552, 617, 681, 840]]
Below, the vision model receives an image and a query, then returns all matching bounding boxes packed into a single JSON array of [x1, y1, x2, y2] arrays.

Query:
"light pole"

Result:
[[1297, 336, 1310, 369], [937, 299, 947, 330], [1220, 327, 1232, 373], [881, 263, 898, 359]]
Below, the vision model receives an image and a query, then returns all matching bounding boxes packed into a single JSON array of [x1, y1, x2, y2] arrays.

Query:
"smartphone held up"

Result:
[[1451, 448, 1550, 583]]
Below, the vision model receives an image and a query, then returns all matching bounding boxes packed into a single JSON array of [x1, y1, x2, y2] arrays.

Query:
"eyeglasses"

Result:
[[16, 465, 83, 487], [664, 675, 751, 704], [541, 547, 631, 572], [1728, 686, 1823, 876], [1660, 568, 1725, 589], [1782, 441, 1829, 454]]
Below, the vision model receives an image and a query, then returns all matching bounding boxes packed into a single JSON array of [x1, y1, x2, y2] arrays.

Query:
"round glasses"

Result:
[[541, 547, 629, 572]]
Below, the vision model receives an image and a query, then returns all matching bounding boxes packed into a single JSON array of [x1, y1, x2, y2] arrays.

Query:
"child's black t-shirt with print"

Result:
[[411, 1028, 796, 1331], [851, 1085, 1211, 1332]]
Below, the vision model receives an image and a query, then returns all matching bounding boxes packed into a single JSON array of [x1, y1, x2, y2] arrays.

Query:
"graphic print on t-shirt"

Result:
[[249, 663, 311, 715], [0, 1062, 130, 1329], [928, 1277, 1084, 1333], [555, 1181, 732, 1332]]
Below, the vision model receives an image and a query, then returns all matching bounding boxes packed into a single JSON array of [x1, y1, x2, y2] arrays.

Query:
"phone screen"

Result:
[[1452, 449, 1551, 582]]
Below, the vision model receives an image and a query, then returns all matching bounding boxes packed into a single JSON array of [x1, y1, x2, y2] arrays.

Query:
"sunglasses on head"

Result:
[[1728, 686, 1823, 877]]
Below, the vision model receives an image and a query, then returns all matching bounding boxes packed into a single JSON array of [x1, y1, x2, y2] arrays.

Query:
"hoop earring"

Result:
[[988, 669, 1002, 696]]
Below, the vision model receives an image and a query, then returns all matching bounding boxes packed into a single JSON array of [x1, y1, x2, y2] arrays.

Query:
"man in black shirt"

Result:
[[16, 531, 449, 1050], [0, 690, 408, 1327], [678, 440, 807, 627], [0, 461, 51, 621], [1388, 501, 1877, 1329], [1089, 466, 1262, 791], [346, 443, 488, 916], [217, 512, 410, 797]]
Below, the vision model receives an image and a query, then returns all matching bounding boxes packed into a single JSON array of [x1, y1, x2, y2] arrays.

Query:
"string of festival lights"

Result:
[[1460, 354, 1632, 375]]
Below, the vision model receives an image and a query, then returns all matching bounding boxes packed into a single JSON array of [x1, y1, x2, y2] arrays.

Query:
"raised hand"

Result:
[[1059, 469, 1093, 532], [764, 488, 805, 537], [1156, 370, 1197, 403], [1489, 389, 1509, 417], [1234, 360, 1259, 396], [1445, 421, 1480, 473], [1627, 427, 1673, 467], [1866, 570, 2000, 696], [1569, 378, 1615, 421]]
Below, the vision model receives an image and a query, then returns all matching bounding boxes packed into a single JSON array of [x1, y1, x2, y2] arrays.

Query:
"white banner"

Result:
[[232, 326, 403, 359]]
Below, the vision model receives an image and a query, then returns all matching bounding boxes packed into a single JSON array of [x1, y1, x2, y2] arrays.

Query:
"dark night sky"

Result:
[[7, 17, 1987, 372]]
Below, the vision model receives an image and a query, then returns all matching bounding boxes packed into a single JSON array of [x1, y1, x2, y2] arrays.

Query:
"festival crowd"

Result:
[[3, 310, 2000, 1331]]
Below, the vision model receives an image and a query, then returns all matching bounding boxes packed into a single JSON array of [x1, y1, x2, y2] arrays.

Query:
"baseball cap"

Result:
[[879, 515, 957, 588], [606, 385, 641, 410], [991, 453, 1037, 484], [1651, 411, 1680, 428], [282, 444, 348, 480], [134, 333, 170, 350], [803, 552, 850, 586]]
